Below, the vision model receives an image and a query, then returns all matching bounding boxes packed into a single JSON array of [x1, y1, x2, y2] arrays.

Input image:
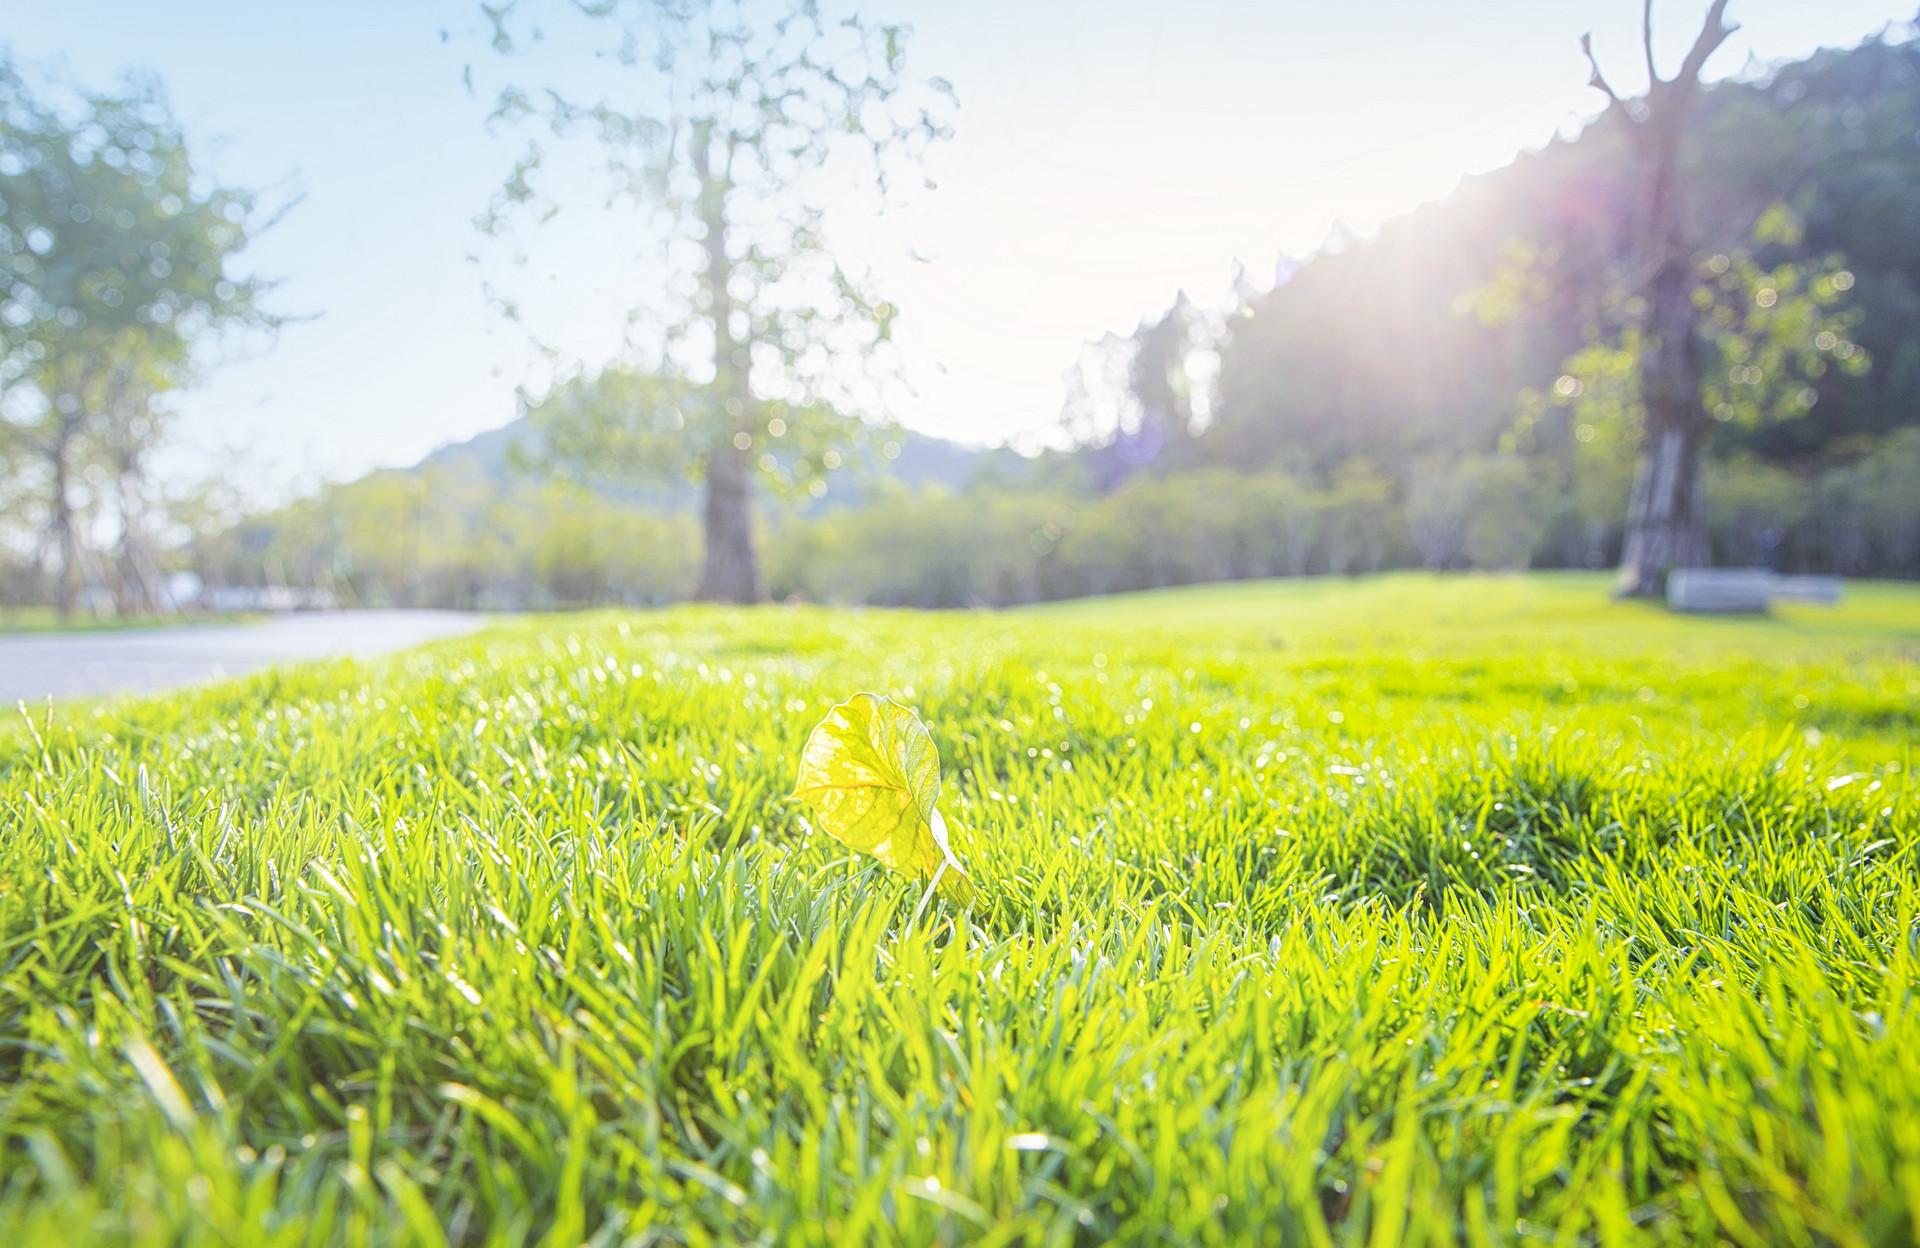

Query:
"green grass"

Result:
[[1, 573, 1916, 1245], [0, 608, 257, 634]]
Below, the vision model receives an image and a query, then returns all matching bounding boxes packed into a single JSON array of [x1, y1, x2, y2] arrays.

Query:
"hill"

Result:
[[412, 414, 1026, 512], [1206, 27, 1920, 475]]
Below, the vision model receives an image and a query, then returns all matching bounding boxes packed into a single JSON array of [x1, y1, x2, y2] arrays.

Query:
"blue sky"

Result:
[[8, 0, 1910, 499]]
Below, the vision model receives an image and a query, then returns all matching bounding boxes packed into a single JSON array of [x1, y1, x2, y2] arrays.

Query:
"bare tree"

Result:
[[1582, 0, 1738, 597], [478, 0, 951, 604]]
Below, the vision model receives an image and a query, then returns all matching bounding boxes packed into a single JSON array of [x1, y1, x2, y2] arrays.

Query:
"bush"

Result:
[[192, 474, 698, 608], [1458, 456, 1549, 571], [773, 464, 1410, 606], [1405, 455, 1549, 571], [1804, 428, 1920, 577], [195, 431, 1920, 613], [1706, 457, 1808, 568]]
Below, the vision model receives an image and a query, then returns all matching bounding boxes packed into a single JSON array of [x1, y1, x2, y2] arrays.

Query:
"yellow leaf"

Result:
[[791, 693, 975, 906]]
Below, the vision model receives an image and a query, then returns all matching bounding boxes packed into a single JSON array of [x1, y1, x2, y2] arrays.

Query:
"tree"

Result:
[[1579, 0, 1740, 596], [1206, 18, 1919, 546], [1531, 208, 1866, 569], [0, 59, 275, 616], [476, 0, 953, 603]]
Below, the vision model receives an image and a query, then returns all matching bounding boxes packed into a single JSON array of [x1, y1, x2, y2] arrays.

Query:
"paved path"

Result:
[[0, 611, 486, 704]]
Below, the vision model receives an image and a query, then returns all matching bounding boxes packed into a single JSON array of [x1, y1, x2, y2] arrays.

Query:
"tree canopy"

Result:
[[0, 56, 276, 613]]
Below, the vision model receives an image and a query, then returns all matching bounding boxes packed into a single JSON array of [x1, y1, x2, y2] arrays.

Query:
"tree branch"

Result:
[[1675, 0, 1739, 90], [1642, 0, 1660, 85], [1580, 31, 1631, 115]]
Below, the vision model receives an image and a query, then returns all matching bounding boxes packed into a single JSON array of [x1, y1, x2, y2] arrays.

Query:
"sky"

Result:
[[7, 0, 1911, 500]]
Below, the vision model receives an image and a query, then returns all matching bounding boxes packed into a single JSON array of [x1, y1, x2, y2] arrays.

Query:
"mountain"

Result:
[[410, 414, 1030, 513], [1206, 27, 1920, 476]]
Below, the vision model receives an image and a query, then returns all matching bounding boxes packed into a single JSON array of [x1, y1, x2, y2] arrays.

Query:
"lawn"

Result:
[[0, 609, 257, 635], [1, 573, 1916, 1245]]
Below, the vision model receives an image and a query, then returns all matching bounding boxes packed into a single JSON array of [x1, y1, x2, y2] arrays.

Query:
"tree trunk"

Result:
[[1615, 415, 1709, 596], [105, 370, 166, 616], [49, 419, 80, 622], [113, 456, 165, 616], [1615, 151, 1712, 598], [695, 440, 760, 603], [690, 121, 764, 605], [1588, 2, 1736, 597]]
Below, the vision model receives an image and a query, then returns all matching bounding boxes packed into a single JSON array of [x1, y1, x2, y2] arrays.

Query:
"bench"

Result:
[[1667, 569, 1774, 613], [1767, 574, 1843, 604], [1666, 569, 1844, 614]]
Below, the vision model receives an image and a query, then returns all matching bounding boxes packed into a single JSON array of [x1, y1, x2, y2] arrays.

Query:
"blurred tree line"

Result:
[[8, 17, 1920, 614], [193, 468, 698, 609], [193, 422, 1918, 610], [770, 428, 1920, 607]]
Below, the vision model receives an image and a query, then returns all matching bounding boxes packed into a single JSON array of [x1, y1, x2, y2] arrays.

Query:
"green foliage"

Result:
[[521, 366, 865, 502], [773, 469, 1397, 608], [1210, 30, 1920, 476], [0, 55, 275, 612], [1408, 455, 1548, 571], [198, 418, 1920, 612], [1800, 427, 1920, 576], [1696, 218, 1868, 430], [194, 469, 699, 608], [1705, 455, 1809, 565], [772, 485, 1064, 606], [0, 576, 1916, 1242], [1516, 209, 1865, 446], [0, 59, 269, 385], [1319, 460, 1397, 575]]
